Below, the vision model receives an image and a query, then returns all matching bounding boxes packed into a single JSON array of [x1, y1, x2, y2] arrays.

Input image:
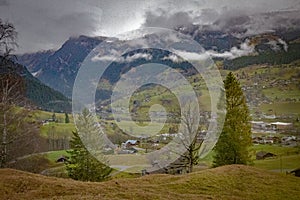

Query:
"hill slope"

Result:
[[0, 57, 71, 112], [17, 35, 106, 97], [0, 165, 299, 200]]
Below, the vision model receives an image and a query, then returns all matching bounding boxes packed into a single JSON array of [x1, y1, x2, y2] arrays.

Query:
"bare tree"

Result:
[[0, 19, 46, 168], [177, 103, 203, 173], [0, 72, 47, 167], [0, 18, 17, 60], [154, 102, 203, 174], [0, 73, 23, 167]]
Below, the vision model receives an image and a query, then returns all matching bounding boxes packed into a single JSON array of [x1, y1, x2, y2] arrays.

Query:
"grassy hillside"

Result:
[[199, 144, 300, 170], [0, 165, 300, 200]]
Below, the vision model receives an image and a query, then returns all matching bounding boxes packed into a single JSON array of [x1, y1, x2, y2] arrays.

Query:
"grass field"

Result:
[[114, 120, 172, 136], [259, 102, 300, 115], [1, 165, 300, 200], [262, 87, 300, 102], [34, 110, 73, 123], [45, 150, 69, 163], [41, 143, 300, 176], [254, 154, 300, 171], [251, 144, 299, 155], [40, 123, 75, 138], [251, 144, 300, 171], [199, 144, 300, 170]]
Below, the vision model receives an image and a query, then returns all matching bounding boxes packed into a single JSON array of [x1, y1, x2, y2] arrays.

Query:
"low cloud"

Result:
[[143, 11, 194, 29], [92, 51, 152, 63], [277, 39, 288, 52], [163, 40, 256, 62], [125, 53, 152, 62], [143, 3, 300, 38], [207, 40, 255, 59], [163, 54, 182, 63], [169, 50, 209, 61]]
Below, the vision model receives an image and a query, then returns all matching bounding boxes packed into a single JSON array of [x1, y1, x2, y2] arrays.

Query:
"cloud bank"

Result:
[[0, 0, 299, 53]]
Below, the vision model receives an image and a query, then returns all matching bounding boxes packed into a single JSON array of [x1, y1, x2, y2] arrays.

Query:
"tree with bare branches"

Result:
[[160, 102, 202, 174], [0, 18, 46, 168], [0, 68, 47, 168], [0, 18, 17, 60], [176, 103, 203, 173]]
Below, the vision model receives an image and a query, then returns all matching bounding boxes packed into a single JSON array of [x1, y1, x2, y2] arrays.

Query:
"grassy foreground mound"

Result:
[[0, 165, 300, 200]]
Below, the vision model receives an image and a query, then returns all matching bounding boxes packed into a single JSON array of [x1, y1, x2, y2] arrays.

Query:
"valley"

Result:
[[1, 3, 300, 198]]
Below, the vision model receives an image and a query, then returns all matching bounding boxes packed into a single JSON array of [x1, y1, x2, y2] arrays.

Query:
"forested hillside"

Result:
[[0, 57, 70, 112]]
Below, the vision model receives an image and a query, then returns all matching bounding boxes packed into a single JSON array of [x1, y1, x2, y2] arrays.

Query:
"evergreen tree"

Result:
[[65, 112, 70, 123], [65, 109, 112, 181], [51, 112, 57, 122], [213, 72, 252, 167]]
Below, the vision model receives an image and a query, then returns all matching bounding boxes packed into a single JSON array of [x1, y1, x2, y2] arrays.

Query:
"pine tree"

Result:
[[65, 112, 69, 123], [51, 112, 57, 122], [65, 109, 112, 181], [213, 72, 252, 167]]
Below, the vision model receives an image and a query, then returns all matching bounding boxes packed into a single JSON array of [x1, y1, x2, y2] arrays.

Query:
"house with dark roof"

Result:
[[123, 140, 140, 148], [256, 151, 276, 160], [290, 168, 300, 177]]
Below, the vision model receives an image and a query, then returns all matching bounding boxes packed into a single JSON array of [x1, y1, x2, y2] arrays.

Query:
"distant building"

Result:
[[250, 121, 293, 133], [281, 136, 297, 146], [146, 156, 190, 175], [290, 168, 300, 177], [263, 114, 276, 119], [270, 122, 293, 131], [122, 140, 140, 149], [56, 156, 68, 163], [256, 151, 276, 160], [252, 136, 275, 144]]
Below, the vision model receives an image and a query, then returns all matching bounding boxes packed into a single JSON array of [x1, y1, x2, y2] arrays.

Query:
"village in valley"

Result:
[[1, 1, 300, 199]]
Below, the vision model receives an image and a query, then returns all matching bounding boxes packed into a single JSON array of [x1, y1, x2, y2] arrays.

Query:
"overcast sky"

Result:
[[0, 0, 299, 53]]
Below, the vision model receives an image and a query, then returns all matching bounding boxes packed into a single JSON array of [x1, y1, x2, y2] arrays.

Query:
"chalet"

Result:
[[252, 136, 275, 144], [122, 140, 140, 149], [252, 136, 263, 144], [251, 121, 293, 133], [271, 122, 293, 131], [145, 155, 190, 175], [251, 121, 266, 130], [256, 151, 276, 160], [263, 114, 276, 119], [250, 121, 274, 133], [281, 136, 297, 146], [56, 156, 68, 163], [42, 118, 56, 125], [290, 168, 300, 177]]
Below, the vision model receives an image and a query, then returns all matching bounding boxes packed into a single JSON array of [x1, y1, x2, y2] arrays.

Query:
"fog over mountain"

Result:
[[143, 7, 300, 37], [0, 0, 299, 53]]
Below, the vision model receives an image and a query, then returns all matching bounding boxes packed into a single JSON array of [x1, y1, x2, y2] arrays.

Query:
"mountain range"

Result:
[[16, 26, 300, 109], [17, 36, 106, 98]]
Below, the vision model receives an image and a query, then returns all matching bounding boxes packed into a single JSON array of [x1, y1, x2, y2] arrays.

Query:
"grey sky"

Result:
[[0, 0, 299, 53]]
